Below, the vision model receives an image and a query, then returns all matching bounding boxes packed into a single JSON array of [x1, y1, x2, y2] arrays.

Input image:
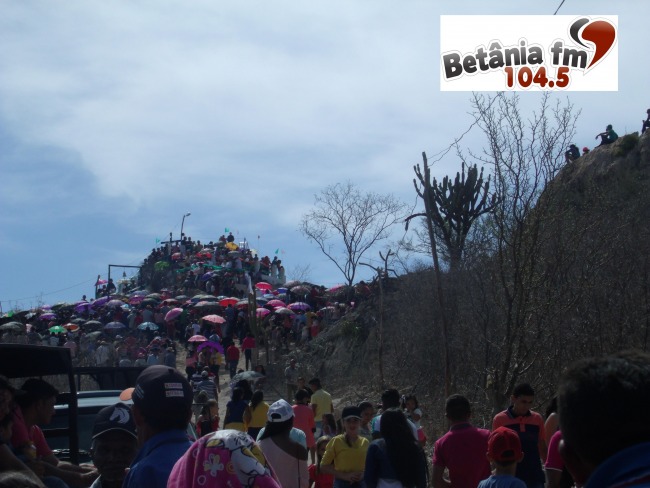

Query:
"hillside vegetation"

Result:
[[291, 130, 650, 440]]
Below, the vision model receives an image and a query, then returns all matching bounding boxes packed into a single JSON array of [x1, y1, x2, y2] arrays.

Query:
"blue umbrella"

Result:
[[137, 322, 159, 331]]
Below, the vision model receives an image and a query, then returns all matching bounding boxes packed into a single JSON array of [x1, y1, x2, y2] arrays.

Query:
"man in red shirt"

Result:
[[226, 343, 240, 379], [432, 394, 491, 488]]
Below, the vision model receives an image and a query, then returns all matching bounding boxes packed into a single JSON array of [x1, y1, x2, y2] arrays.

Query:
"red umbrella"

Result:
[[266, 299, 286, 308], [63, 323, 80, 332], [165, 307, 184, 321], [188, 335, 208, 343], [255, 282, 273, 291], [202, 314, 226, 324], [219, 297, 238, 307]]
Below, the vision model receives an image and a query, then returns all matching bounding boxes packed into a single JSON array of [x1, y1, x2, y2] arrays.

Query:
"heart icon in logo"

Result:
[[569, 18, 616, 69]]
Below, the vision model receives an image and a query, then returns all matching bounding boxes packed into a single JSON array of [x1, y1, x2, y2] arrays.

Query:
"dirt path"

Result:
[[176, 341, 284, 428]]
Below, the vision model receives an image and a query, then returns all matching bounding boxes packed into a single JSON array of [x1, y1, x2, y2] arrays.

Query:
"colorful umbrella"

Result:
[[235, 300, 249, 309], [188, 335, 208, 343], [130, 290, 149, 297], [219, 297, 238, 307], [197, 341, 224, 353], [106, 299, 125, 308], [138, 322, 159, 331], [165, 308, 184, 321], [39, 313, 57, 321], [255, 282, 273, 291], [202, 315, 226, 324], [266, 299, 286, 308], [63, 323, 80, 332], [49, 325, 67, 334], [74, 302, 92, 313], [129, 296, 145, 305], [288, 302, 311, 311], [256, 308, 270, 318], [92, 296, 111, 307]]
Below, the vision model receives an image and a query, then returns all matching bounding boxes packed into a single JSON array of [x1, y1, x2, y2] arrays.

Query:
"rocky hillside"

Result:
[[279, 130, 650, 443]]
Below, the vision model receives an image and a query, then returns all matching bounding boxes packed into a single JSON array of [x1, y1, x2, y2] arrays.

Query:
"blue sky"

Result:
[[1, 1, 647, 311]]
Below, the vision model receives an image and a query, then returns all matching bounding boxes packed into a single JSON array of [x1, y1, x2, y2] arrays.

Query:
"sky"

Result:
[[1, 1, 647, 311]]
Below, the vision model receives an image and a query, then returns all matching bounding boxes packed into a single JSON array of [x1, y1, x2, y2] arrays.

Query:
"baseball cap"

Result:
[[267, 399, 294, 423], [92, 402, 137, 440], [341, 406, 362, 420], [120, 365, 193, 419], [488, 426, 523, 463]]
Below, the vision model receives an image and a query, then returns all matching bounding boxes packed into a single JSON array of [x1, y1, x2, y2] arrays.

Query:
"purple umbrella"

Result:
[[39, 312, 57, 321], [197, 341, 224, 353], [74, 302, 92, 313], [165, 308, 183, 321], [288, 302, 310, 311], [129, 296, 144, 305], [106, 299, 125, 308], [92, 296, 110, 308]]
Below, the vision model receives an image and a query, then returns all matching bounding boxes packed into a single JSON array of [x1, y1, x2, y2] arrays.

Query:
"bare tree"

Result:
[[468, 92, 581, 412], [299, 181, 407, 288], [288, 263, 313, 283]]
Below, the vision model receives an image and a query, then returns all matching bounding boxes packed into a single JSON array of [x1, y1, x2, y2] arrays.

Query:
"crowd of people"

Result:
[[2, 350, 650, 488]]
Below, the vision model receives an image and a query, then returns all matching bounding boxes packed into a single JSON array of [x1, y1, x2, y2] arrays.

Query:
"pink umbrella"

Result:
[[202, 314, 226, 324], [129, 296, 144, 305], [327, 284, 346, 293], [165, 307, 184, 321], [266, 299, 286, 308], [288, 302, 311, 311], [255, 282, 273, 291], [188, 335, 208, 343], [256, 308, 270, 318]]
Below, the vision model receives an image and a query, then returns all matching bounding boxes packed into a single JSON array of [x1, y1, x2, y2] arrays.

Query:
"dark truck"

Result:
[[0, 344, 147, 463]]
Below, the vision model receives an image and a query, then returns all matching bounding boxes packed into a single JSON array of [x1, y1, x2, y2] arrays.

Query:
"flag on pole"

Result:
[[225, 227, 229, 232], [155, 238, 161, 244], [274, 248, 279, 254]]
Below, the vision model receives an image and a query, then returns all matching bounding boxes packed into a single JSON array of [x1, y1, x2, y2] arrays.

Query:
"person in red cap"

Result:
[[478, 427, 525, 488]]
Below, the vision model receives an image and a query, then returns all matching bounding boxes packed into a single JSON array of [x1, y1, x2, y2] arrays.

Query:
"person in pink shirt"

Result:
[[293, 389, 317, 464], [432, 394, 491, 488]]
